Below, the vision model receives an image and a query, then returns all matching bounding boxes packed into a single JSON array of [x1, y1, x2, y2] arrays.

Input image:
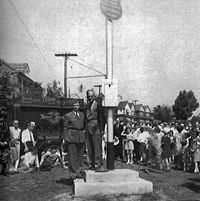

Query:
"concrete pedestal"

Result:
[[74, 169, 153, 197]]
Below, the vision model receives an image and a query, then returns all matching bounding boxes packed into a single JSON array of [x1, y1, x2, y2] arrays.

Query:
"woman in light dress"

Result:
[[192, 133, 200, 173], [122, 126, 134, 164]]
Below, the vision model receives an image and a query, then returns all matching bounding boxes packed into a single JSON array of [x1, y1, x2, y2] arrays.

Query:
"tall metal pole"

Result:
[[106, 19, 115, 170], [64, 56, 68, 97], [100, 0, 122, 170]]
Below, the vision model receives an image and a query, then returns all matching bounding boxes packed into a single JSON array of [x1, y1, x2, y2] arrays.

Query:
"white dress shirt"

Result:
[[137, 131, 150, 144], [9, 126, 21, 140], [21, 129, 35, 143]]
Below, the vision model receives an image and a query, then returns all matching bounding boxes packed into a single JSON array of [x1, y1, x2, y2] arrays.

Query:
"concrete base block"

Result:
[[86, 169, 139, 182], [74, 169, 153, 197]]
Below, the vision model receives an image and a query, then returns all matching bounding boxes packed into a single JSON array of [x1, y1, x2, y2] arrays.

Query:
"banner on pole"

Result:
[[100, 0, 122, 21]]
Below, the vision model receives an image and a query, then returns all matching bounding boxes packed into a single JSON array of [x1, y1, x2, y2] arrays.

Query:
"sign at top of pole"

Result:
[[100, 0, 122, 21]]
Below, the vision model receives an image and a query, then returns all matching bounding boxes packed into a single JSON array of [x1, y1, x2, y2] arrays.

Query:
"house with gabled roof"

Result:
[[0, 58, 43, 103], [116, 100, 153, 122], [128, 102, 135, 116], [8, 63, 30, 74], [117, 101, 131, 116], [134, 104, 145, 119], [0, 59, 30, 74], [143, 105, 152, 118]]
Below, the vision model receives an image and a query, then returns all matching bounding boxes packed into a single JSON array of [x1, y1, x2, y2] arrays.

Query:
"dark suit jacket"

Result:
[[86, 99, 105, 135], [63, 111, 85, 143]]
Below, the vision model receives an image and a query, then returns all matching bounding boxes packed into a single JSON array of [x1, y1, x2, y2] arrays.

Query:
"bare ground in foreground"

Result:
[[0, 161, 199, 201]]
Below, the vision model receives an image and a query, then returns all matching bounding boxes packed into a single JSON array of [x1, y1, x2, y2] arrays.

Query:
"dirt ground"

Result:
[[115, 161, 200, 201], [0, 162, 199, 201]]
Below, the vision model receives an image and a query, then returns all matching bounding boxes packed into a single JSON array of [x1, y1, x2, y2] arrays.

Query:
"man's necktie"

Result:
[[75, 112, 79, 118]]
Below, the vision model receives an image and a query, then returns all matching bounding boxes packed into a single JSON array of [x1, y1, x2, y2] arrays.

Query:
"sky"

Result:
[[1, 0, 200, 108]]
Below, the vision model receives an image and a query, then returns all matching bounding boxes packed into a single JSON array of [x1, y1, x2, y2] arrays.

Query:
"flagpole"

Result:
[[100, 0, 122, 170], [105, 18, 108, 79], [106, 18, 115, 170]]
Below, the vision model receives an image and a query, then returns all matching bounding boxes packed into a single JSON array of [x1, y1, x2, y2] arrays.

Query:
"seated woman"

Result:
[[39, 148, 61, 170], [21, 122, 39, 171]]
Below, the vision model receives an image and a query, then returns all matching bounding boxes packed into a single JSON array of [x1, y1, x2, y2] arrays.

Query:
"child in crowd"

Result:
[[192, 133, 200, 173], [161, 130, 171, 171], [122, 126, 134, 164], [169, 130, 176, 163]]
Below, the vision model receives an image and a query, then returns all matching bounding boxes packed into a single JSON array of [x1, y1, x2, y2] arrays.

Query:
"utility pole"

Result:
[[55, 53, 78, 97]]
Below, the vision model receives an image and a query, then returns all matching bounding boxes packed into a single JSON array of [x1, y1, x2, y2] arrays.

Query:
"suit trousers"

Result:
[[86, 129, 102, 168], [67, 143, 84, 175]]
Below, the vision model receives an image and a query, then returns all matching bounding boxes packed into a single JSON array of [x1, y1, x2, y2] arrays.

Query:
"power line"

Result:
[[7, 0, 52, 71], [8, 0, 106, 79], [68, 74, 106, 79], [68, 58, 105, 76]]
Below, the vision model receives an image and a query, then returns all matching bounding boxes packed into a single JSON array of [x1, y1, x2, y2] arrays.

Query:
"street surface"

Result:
[[0, 162, 200, 201]]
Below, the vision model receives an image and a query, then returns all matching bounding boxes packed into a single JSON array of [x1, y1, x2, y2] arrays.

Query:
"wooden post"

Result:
[[55, 53, 78, 98], [64, 56, 68, 98]]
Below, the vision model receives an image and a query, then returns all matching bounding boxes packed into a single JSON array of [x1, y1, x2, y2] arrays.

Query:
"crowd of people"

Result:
[[1, 119, 41, 174], [1, 92, 200, 177], [113, 119, 200, 173], [0, 103, 63, 175], [0, 89, 105, 178]]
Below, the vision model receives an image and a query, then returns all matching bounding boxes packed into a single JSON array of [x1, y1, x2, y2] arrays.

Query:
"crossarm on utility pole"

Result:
[[55, 53, 78, 97]]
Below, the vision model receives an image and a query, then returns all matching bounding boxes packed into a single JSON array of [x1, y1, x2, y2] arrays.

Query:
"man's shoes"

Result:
[[70, 172, 77, 180], [95, 166, 108, 172], [79, 170, 86, 182], [35, 167, 40, 172], [75, 171, 86, 182], [88, 165, 95, 170]]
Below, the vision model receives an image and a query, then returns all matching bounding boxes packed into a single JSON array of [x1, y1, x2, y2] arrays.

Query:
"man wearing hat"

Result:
[[63, 101, 86, 179]]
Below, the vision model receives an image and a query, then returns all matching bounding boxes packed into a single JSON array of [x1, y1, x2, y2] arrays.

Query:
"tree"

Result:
[[46, 80, 63, 98], [153, 105, 172, 122], [173, 90, 199, 120], [190, 115, 200, 126]]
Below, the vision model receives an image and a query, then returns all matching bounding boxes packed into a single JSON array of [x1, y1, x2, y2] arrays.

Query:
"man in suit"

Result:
[[86, 89, 105, 171], [114, 119, 123, 161], [63, 101, 86, 179]]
